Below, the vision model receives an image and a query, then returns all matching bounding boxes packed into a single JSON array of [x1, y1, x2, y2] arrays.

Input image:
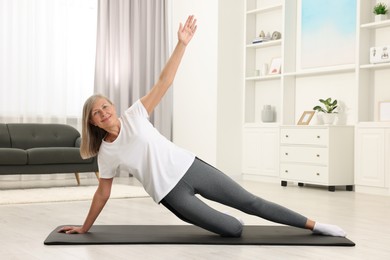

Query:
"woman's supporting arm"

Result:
[[58, 177, 113, 234]]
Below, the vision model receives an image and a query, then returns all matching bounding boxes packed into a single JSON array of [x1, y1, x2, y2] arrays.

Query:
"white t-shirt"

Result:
[[98, 100, 195, 203]]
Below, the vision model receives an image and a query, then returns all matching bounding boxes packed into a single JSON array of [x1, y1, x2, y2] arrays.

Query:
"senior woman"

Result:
[[59, 16, 346, 238]]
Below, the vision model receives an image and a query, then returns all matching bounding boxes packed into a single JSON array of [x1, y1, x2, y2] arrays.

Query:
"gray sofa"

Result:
[[0, 123, 98, 185]]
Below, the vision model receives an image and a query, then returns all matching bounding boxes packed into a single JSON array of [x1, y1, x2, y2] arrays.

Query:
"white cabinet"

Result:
[[355, 128, 385, 187], [242, 127, 279, 181], [355, 123, 390, 195], [279, 126, 354, 191]]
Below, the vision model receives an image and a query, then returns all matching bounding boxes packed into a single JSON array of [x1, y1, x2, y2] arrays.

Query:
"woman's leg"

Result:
[[184, 158, 309, 228], [162, 158, 306, 237], [161, 179, 244, 237]]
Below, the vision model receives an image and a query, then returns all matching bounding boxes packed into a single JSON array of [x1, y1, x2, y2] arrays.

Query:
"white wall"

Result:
[[217, 1, 245, 176], [171, 0, 244, 175], [171, 0, 219, 164]]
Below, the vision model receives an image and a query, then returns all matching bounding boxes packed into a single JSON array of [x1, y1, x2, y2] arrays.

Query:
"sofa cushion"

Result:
[[0, 148, 28, 165], [28, 147, 94, 165], [7, 124, 80, 149], [0, 124, 11, 148]]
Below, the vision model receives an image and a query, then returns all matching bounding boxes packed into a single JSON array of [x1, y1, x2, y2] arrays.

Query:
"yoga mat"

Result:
[[44, 225, 355, 246]]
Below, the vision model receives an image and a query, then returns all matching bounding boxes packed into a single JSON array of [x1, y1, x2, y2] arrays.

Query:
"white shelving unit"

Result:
[[243, 0, 390, 125], [244, 0, 284, 126], [357, 1, 390, 122], [355, 0, 390, 195], [242, 0, 390, 189], [242, 0, 285, 181], [243, 0, 360, 128]]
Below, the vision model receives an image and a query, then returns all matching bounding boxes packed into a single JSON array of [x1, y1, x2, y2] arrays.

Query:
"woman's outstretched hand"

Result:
[[178, 15, 197, 46], [58, 226, 86, 234]]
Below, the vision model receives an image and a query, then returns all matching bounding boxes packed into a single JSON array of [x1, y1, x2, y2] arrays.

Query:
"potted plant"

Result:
[[373, 2, 388, 22], [313, 98, 338, 125]]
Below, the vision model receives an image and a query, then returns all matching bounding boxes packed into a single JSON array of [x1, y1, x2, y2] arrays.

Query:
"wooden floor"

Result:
[[0, 176, 389, 260]]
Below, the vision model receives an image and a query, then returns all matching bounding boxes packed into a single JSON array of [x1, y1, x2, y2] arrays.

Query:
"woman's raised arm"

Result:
[[141, 15, 197, 115]]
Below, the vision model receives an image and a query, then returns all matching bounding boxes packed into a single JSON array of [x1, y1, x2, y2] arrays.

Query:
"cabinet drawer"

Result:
[[280, 128, 328, 146], [280, 146, 328, 164], [280, 163, 328, 184]]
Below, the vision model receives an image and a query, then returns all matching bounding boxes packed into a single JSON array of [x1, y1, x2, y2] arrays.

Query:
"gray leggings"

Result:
[[161, 158, 307, 237]]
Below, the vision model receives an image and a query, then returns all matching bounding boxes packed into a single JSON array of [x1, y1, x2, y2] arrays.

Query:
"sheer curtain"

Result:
[[94, 0, 172, 139], [0, 0, 97, 131]]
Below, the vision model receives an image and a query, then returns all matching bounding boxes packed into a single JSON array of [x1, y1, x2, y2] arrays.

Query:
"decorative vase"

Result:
[[322, 113, 336, 125], [261, 105, 274, 122], [375, 14, 388, 22]]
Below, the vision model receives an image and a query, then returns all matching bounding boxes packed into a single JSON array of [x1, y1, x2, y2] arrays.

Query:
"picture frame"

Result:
[[298, 0, 356, 69], [379, 101, 390, 121], [297, 111, 315, 125], [268, 57, 282, 75]]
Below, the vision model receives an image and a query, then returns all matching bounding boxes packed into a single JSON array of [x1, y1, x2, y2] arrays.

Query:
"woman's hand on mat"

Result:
[[58, 226, 87, 234], [178, 15, 197, 46]]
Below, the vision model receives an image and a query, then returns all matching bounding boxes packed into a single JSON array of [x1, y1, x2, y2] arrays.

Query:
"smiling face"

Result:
[[89, 97, 118, 130]]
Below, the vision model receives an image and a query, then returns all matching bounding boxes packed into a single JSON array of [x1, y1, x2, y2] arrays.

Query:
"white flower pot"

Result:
[[375, 14, 388, 22], [322, 113, 336, 125]]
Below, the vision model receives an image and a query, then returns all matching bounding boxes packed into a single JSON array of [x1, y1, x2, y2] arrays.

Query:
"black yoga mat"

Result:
[[44, 225, 355, 246]]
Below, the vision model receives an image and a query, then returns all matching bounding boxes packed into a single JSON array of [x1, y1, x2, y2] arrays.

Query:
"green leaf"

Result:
[[314, 98, 338, 113], [374, 2, 388, 15]]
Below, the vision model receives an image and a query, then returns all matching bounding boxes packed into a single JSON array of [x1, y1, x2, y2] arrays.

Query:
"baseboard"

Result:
[[242, 174, 280, 184]]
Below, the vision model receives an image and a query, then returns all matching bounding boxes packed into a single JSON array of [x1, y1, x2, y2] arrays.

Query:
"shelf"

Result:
[[360, 62, 390, 70], [361, 20, 390, 29], [246, 4, 282, 15], [284, 64, 355, 77], [243, 123, 280, 128], [358, 121, 390, 128], [245, 74, 281, 81], [246, 39, 282, 49]]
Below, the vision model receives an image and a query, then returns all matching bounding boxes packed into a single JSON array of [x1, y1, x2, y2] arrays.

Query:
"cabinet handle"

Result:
[[317, 135, 321, 139], [285, 170, 288, 173], [316, 154, 320, 157], [285, 135, 289, 138], [285, 152, 288, 156], [316, 173, 320, 176]]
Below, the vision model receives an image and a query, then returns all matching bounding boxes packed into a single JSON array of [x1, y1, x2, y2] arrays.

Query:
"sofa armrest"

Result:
[[75, 137, 82, 148]]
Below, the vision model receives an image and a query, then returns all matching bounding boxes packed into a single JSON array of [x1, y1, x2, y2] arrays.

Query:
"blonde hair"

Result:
[[80, 94, 112, 159]]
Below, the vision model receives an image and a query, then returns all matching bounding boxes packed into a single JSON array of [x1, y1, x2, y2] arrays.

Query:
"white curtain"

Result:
[[94, 0, 172, 139], [0, 0, 97, 131]]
